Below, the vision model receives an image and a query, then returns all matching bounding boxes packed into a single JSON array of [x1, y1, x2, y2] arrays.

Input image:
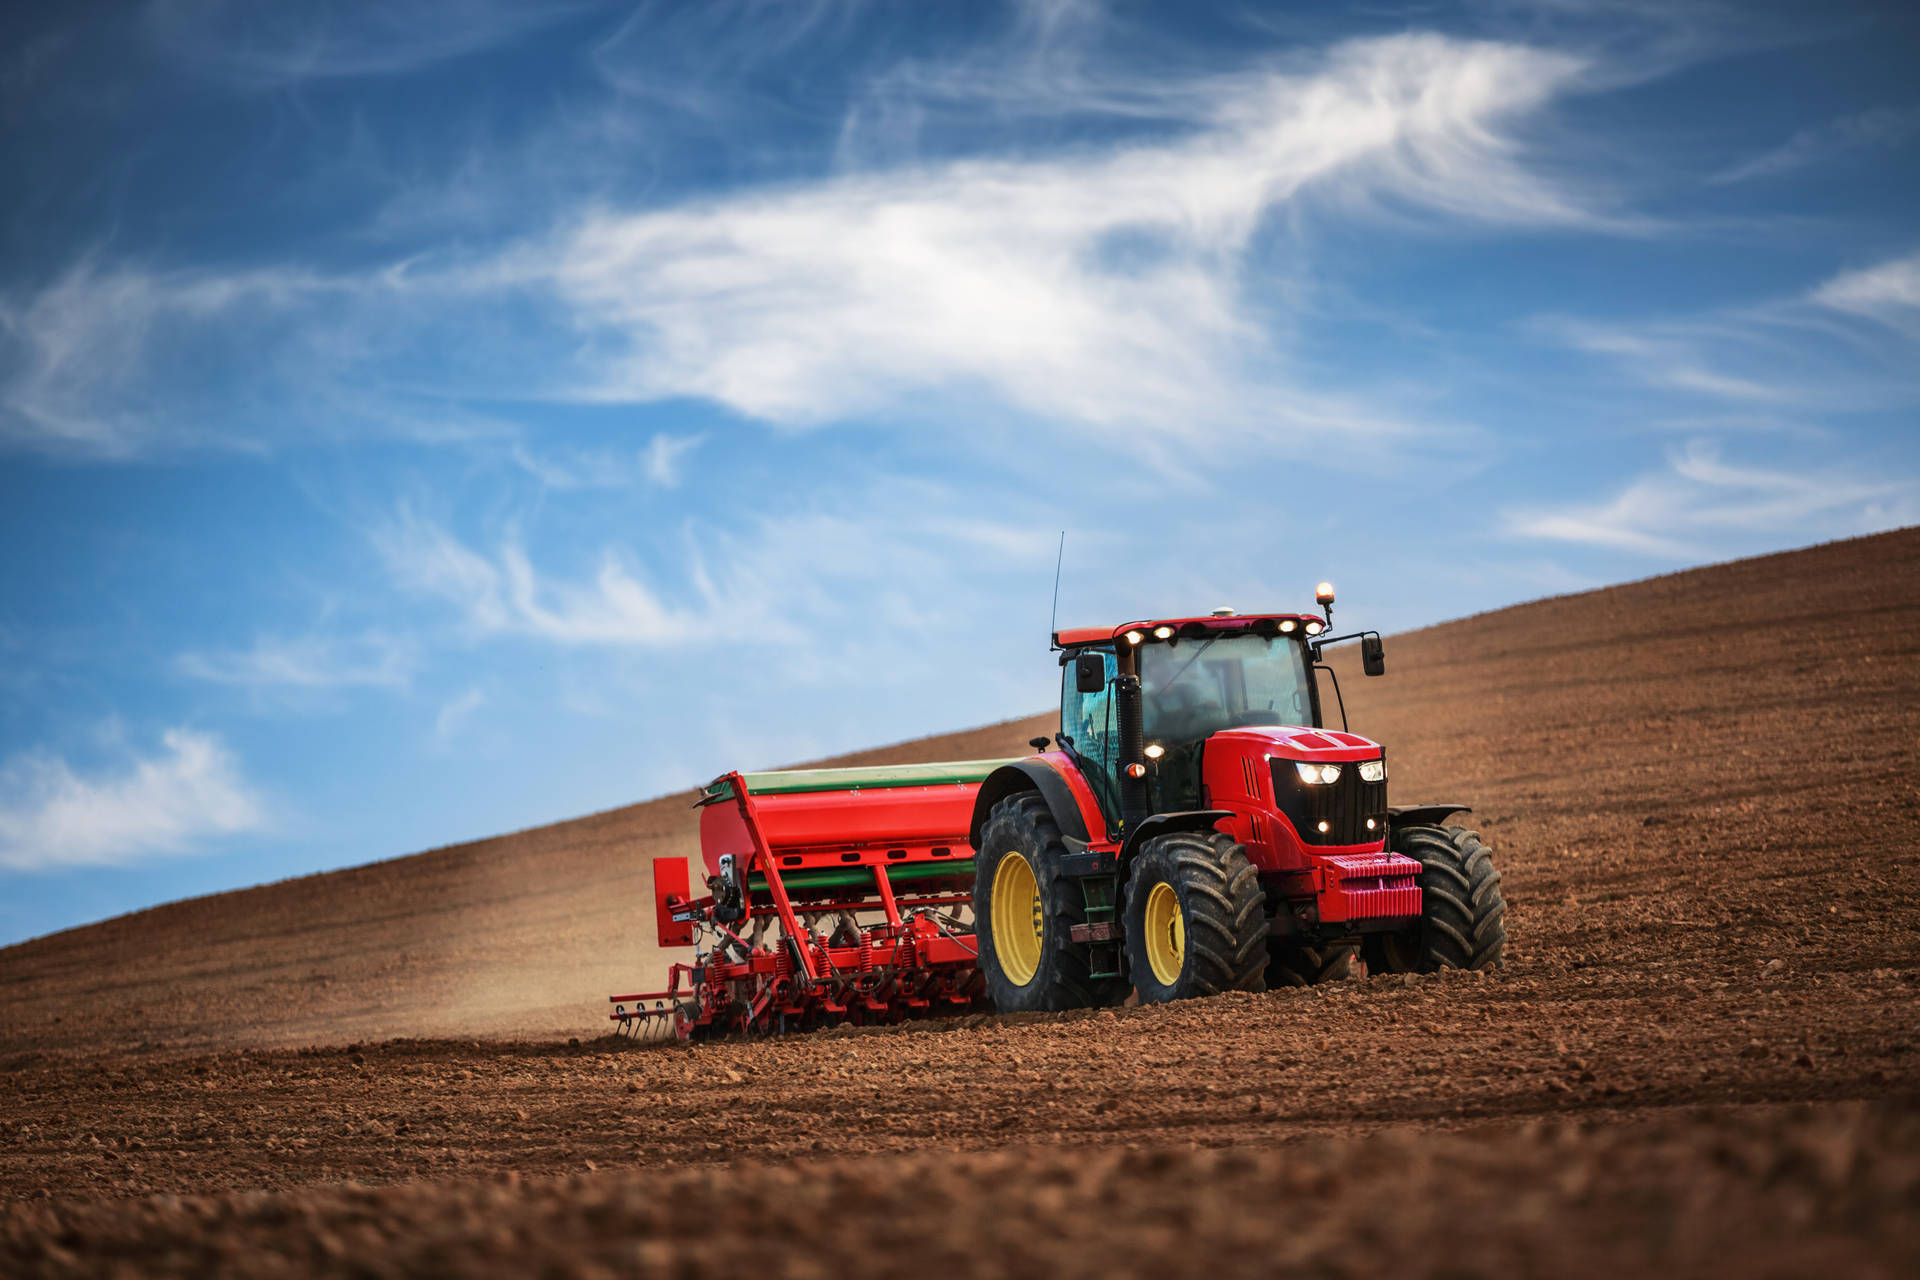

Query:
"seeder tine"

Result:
[[609, 998, 678, 1043]]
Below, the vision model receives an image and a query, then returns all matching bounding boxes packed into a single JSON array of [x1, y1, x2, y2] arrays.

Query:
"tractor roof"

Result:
[[1053, 612, 1325, 649]]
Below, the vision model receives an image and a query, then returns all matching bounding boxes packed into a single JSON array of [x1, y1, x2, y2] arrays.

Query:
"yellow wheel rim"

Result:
[[1143, 881, 1184, 987], [991, 851, 1044, 986]]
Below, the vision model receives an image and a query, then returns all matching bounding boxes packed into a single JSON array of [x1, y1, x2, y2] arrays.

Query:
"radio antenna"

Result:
[[1049, 530, 1066, 648]]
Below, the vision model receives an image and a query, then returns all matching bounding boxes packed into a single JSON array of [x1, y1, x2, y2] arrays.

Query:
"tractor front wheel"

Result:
[[1365, 824, 1507, 973], [1123, 831, 1267, 1002], [973, 793, 1126, 1012]]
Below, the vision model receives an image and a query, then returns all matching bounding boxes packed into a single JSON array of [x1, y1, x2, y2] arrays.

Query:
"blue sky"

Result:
[[1, 0, 1916, 946]]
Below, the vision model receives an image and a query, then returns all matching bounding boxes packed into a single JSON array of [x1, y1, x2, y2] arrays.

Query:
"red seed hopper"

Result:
[[609, 761, 1010, 1040]]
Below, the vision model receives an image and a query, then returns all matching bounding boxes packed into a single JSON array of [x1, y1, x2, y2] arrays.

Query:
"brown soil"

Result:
[[3, 528, 1919, 1277]]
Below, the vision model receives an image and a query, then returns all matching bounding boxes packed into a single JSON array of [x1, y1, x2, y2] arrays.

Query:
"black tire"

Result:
[[1365, 824, 1507, 973], [1267, 940, 1356, 988], [1123, 830, 1267, 1003], [972, 793, 1126, 1012]]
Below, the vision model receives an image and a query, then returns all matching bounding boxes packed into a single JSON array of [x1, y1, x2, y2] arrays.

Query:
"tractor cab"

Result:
[[1052, 602, 1373, 838]]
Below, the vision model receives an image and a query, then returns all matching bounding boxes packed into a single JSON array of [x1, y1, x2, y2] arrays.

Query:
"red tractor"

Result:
[[612, 586, 1505, 1038], [972, 587, 1505, 1011]]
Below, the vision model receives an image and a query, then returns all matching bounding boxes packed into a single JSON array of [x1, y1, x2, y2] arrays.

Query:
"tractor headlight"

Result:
[[1303, 620, 1324, 636], [1358, 759, 1385, 783], [1294, 761, 1342, 785]]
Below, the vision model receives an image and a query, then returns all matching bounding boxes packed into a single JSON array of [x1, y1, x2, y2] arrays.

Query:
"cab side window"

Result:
[[1059, 647, 1120, 824]]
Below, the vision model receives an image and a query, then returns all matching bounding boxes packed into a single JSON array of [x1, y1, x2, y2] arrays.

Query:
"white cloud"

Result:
[[371, 506, 513, 630], [371, 506, 730, 648], [1542, 263, 1920, 413], [0, 729, 265, 870], [504, 443, 640, 490], [501, 541, 712, 646], [1505, 441, 1915, 558], [176, 632, 416, 690], [1812, 250, 1920, 333], [1710, 107, 1920, 185], [1554, 324, 1793, 404], [832, 0, 1218, 165], [368, 474, 1060, 656], [544, 34, 1596, 440], [0, 257, 350, 456], [497, 433, 705, 489], [2, 32, 1604, 460], [592, 0, 869, 115], [143, 0, 586, 86], [644, 432, 705, 487], [434, 687, 487, 743]]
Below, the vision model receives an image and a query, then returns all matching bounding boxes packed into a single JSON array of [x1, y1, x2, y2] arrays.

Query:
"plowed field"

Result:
[[4, 529, 1919, 1278]]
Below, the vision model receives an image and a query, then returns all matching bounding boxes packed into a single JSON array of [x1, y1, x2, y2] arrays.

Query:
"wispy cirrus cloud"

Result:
[[434, 687, 488, 745], [370, 505, 737, 648], [176, 631, 417, 691], [1709, 106, 1920, 186], [366, 470, 1063, 657], [544, 34, 1599, 441], [1538, 249, 1920, 415], [591, 0, 870, 116], [502, 432, 709, 490], [1505, 440, 1915, 558], [143, 0, 591, 87], [1550, 322, 1795, 404], [1812, 249, 1920, 335], [0, 729, 265, 871], [832, 0, 1225, 165], [0, 258, 342, 456], [0, 32, 1601, 460], [644, 432, 705, 487]]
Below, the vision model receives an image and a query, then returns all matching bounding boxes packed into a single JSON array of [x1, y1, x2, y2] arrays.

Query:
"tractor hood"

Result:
[[1207, 726, 1383, 763]]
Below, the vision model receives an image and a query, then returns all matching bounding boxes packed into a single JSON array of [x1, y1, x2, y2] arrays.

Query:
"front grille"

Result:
[[1272, 760, 1387, 847], [1323, 852, 1423, 919]]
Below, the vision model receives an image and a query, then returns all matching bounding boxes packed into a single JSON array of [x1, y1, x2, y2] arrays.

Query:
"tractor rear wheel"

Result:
[[1123, 831, 1267, 1002], [1267, 940, 1356, 988], [1365, 824, 1507, 973], [973, 793, 1126, 1012]]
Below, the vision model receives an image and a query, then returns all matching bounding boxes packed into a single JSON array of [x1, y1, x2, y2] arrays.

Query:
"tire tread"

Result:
[[1124, 830, 1267, 1000], [1373, 824, 1508, 972], [974, 793, 1128, 1011]]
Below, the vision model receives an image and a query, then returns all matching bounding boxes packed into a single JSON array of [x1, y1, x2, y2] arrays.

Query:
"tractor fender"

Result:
[[969, 757, 1102, 851], [1387, 803, 1473, 829], [1117, 810, 1235, 869]]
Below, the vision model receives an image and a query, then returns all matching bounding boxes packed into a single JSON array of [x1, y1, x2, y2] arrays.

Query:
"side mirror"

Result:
[[1361, 635, 1386, 677], [1075, 652, 1107, 694]]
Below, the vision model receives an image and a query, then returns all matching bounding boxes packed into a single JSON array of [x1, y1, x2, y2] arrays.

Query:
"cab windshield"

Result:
[[1140, 632, 1313, 750]]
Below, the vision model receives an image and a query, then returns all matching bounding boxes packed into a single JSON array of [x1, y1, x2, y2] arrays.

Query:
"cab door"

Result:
[[1060, 647, 1121, 828]]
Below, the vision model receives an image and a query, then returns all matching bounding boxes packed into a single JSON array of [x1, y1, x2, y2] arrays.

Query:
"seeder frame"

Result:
[[611, 770, 987, 1040]]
